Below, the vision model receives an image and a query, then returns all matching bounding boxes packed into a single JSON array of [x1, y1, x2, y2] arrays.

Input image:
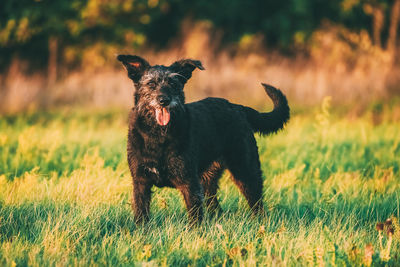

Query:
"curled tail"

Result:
[[243, 83, 290, 135]]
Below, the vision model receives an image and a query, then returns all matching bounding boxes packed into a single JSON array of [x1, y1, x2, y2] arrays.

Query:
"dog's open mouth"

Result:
[[155, 107, 170, 126]]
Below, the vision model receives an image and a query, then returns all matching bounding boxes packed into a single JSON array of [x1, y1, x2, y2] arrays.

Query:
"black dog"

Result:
[[117, 55, 290, 224]]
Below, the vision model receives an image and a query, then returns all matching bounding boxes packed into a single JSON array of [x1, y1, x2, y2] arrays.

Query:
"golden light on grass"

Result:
[[376, 217, 397, 262], [139, 244, 152, 260], [364, 243, 374, 267], [257, 225, 266, 237], [0, 109, 399, 265]]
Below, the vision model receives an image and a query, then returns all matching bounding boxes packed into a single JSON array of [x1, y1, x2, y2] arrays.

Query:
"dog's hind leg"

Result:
[[201, 162, 224, 216], [225, 137, 265, 215], [228, 163, 264, 215]]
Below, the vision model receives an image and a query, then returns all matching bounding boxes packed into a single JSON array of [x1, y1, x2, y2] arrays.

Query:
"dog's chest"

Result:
[[141, 160, 174, 187], [130, 124, 186, 187], [139, 144, 178, 187]]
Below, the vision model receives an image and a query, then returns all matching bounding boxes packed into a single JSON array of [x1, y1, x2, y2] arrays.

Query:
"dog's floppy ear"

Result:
[[169, 59, 205, 83], [117, 55, 150, 83]]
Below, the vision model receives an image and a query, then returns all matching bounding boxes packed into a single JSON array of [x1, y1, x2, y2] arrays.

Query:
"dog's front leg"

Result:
[[178, 181, 204, 225], [127, 139, 152, 223], [132, 179, 152, 223]]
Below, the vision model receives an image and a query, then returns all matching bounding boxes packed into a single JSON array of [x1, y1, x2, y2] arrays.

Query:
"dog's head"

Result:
[[117, 55, 204, 126]]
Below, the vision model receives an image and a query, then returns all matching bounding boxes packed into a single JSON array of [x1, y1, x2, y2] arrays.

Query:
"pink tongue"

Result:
[[155, 108, 170, 126]]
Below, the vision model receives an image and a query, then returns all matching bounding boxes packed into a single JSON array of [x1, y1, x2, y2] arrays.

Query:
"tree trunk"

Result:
[[372, 7, 384, 48], [387, 0, 400, 51], [47, 36, 58, 88]]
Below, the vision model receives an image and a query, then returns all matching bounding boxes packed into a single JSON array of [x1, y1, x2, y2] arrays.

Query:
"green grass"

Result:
[[1, 103, 400, 266]]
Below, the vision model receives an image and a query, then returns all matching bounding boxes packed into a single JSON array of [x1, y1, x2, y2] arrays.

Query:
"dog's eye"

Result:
[[169, 79, 178, 87], [148, 81, 156, 88]]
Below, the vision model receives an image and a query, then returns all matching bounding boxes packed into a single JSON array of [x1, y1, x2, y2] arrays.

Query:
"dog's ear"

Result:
[[117, 55, 150, 83], [169, 59, 205, 83]]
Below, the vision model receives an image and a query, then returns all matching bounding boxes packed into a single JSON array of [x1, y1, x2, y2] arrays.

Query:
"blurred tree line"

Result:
[[0, 0, 399, 78]]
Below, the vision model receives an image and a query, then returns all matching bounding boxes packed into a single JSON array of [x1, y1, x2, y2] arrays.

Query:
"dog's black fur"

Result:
[[117, 55, 290, 224]]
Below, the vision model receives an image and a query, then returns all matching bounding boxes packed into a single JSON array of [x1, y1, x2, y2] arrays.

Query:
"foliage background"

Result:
[[0, 0, 400, 112]]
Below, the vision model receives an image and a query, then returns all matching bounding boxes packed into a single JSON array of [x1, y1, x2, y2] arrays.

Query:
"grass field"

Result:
[[1, 100, 400, 266]]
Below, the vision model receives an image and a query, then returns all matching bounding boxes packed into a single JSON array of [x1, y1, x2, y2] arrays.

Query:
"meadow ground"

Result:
[[0, 99, 400, 266]]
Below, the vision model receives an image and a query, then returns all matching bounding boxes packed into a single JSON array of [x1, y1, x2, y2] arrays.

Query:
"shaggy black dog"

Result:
[[117, 55, 290, 224]]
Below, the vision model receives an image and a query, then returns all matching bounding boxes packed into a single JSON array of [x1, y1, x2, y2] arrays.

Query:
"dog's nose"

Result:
[[158, 95, 171, 107]]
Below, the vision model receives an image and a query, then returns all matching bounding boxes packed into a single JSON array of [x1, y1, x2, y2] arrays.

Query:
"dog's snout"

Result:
[[158, 95, 171, 107]]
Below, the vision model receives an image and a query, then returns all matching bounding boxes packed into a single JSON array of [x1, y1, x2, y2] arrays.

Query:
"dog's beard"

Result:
[[137, 98, 183, 127]]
